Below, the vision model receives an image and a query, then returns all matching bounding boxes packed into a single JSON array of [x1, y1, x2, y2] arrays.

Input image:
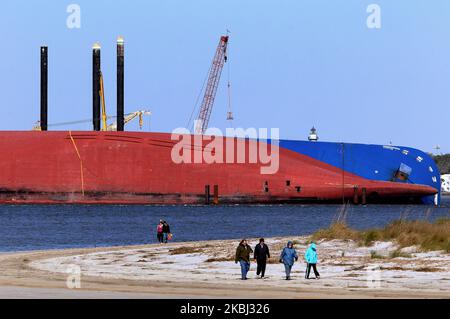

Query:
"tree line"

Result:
[[433, 154, 450, 175]]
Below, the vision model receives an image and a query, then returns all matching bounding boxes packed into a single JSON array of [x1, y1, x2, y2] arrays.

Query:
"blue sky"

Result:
[[0, 0, 449, 153]]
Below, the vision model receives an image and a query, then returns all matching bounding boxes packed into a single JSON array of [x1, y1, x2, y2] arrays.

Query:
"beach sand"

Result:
[[0, 237, 449, 299]]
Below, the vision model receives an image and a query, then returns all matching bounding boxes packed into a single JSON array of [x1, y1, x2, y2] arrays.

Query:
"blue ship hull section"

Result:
[[278, 140, 441, 205]]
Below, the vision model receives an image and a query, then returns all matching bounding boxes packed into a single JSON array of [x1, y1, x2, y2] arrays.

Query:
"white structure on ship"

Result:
[[441, 174, 450, 193], [308, 127, 318, 141]]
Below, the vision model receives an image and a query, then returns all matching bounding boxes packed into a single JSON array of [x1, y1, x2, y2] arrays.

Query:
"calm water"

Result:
[[0, 198, 448, 252]]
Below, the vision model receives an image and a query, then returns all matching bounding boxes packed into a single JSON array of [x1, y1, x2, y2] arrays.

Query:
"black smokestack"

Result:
[[92, 42, 101, 131], [40, 46, 48, 131], [117, 36, 124, 131]]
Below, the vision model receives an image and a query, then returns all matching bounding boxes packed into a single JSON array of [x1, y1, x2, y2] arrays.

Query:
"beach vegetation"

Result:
[[370, 251, 385, 259], [169, 246, 203, 255], [312, 218, 449, 253]]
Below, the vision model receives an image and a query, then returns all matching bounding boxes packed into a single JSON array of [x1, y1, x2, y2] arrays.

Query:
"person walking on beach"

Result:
[[156, 220, 164, 244], [280, 241, 298, 280], [305, 242, 320, 279], [254, 238, 270, 278], [235, 239, 253, 280], [162, 220, 171, 243]]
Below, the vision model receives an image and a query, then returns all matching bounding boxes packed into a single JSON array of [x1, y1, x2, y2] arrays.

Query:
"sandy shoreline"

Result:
[[0, 237, 449, 299]]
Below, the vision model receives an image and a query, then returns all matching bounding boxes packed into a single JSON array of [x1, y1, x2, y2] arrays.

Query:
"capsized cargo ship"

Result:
[[0, 38, 440, 205], [0, 131, 440, 205]]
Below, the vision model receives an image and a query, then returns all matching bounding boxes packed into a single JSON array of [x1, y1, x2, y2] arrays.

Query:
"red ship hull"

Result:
[[0, 131, 437, 204]]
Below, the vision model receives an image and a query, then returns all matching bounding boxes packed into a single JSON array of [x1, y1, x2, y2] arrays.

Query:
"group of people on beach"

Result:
[[155, 221, 319, 280], [235, 238, 320, 280], [156, 220, 171, 244]]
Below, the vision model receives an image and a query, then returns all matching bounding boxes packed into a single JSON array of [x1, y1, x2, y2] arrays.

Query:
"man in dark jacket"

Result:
[[254, 238, 270, 278], [235, 239, 253, 280], [162, 221, 171, 243]]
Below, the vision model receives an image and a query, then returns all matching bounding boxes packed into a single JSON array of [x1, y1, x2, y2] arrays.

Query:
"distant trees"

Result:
[[433, 154, 450, 175]]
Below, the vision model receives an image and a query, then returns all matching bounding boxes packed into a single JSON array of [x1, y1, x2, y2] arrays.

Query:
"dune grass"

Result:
[[169, 246, 203, 255], [389, 250, 412, 259], [370, 251, 386, 259], [205, 257, 232, 263], [312, 218, 449, 253], [312, 222, 360, 241]]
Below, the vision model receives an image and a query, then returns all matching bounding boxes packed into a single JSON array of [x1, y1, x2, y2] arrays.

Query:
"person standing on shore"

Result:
[[235, 239, 253, 280], [254, 238, 270, 278], [156, 220, 164, 244], [162, 220, 171, 244], [280, 241, 298, 280], [305, 242, 320, 279]]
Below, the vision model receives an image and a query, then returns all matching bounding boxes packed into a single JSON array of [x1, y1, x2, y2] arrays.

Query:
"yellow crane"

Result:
[[99, 71, 108, 131], [99, 71, 151, 131], [32, 122, 42, 131]]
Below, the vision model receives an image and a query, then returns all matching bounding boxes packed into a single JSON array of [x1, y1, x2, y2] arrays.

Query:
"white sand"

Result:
[[30, 237, 450, 294]]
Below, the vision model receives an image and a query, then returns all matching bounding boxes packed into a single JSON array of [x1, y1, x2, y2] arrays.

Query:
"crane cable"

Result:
[[186, 68, 209, 131], [226, 45, 234, 128], [41, 113, 140, 128]]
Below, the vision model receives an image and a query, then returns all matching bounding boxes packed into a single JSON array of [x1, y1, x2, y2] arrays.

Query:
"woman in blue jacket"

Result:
[[280, 241, 298, 280], [304, 242, 320, 279]]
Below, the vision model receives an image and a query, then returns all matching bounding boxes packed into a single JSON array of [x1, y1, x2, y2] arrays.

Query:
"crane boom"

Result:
[[106, 110, 151, 131], [194, 35, 229, 135]]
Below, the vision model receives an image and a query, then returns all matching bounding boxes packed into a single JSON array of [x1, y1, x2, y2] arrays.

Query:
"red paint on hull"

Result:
[[0, 131, 437, 204]]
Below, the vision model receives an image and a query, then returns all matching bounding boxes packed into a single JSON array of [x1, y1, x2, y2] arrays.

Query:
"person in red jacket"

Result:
[[156, 220, 164, 244]]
